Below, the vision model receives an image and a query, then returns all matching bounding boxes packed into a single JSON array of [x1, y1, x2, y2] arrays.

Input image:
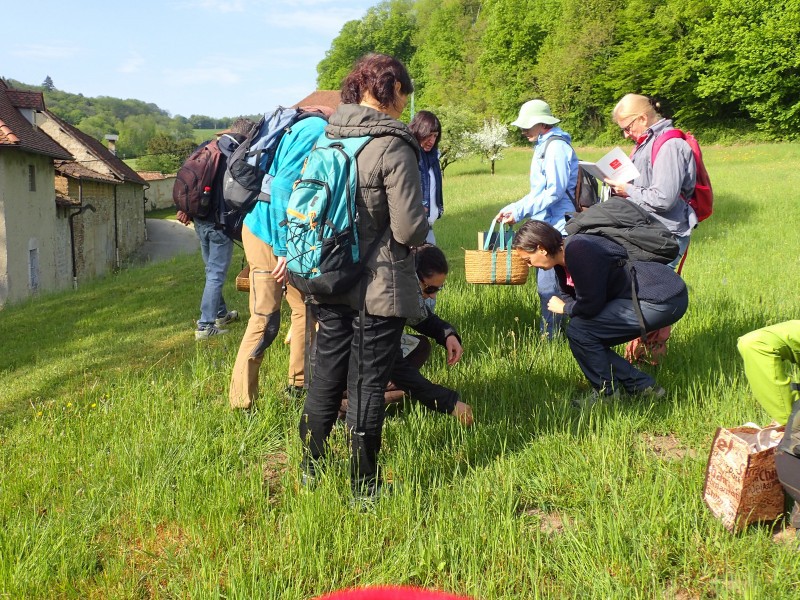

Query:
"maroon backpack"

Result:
[[173, 140, 222, 219], [651, 129, 713, 222]]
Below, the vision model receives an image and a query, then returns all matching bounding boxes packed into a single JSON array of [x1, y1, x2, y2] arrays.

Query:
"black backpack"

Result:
[[172, 140, 222, 219], [564, 196, 679, 264], [540, 135, 600, 211]]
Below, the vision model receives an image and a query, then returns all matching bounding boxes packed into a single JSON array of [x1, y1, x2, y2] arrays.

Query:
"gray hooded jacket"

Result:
[[319, 104, 429, 319]]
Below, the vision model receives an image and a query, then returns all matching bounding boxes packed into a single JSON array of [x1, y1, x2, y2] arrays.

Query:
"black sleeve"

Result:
[[411, 310, 461, 347]]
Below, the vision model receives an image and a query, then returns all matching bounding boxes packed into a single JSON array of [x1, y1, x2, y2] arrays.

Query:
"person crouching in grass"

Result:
[[512, 220, 688, 407]]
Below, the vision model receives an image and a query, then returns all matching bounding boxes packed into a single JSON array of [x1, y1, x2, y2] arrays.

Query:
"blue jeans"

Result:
[[537, 267, 564, 338], [566, 289, 688, 394], [667, 234, 691, 270], [194, 218, 233, 327]]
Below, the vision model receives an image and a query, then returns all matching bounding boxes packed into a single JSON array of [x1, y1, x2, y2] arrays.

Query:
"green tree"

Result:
[[477, 0, 549, 123], [692, 0, 800, 138], [42, 75, 55, 91], [411, 0, 484, 112], [317, 0, 417, 90], [429, 104, 479, 171]]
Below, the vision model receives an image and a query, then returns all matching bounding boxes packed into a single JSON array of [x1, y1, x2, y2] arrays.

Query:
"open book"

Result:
[[579, 147, 640, 183]]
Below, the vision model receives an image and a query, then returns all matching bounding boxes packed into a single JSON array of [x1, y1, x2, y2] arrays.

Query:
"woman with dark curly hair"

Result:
[[298, 54, 429, 504]]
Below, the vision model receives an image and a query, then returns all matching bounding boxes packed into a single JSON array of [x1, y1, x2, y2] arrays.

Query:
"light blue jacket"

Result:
[[243, 116, 327, 256], [500, 127, 578, 234]]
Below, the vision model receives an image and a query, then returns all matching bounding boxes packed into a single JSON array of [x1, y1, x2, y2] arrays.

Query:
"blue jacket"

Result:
[[243, 116, 327, 256], [500, 127, 578, 233]]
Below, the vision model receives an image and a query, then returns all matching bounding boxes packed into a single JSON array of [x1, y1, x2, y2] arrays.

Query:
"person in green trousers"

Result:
[[738, 320, 800, 530]]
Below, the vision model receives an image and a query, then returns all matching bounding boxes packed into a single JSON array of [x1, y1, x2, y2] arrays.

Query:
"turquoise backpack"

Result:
[[286, 134, 375, 296]]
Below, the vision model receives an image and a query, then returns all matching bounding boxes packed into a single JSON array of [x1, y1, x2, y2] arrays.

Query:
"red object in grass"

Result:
[[314, 586, 473, 600]]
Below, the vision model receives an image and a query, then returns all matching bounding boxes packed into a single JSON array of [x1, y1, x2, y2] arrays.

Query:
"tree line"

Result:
[[317, 0, 800, 144], [7, 78, 256, 172]]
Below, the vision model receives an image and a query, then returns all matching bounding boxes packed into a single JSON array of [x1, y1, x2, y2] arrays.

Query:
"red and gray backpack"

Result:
[[172, 140, 222, 219], [652, 129, 713, 222]]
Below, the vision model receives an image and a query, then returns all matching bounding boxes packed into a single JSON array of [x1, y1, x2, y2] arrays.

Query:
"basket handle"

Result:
[[483, 218, 511, 251], [485, 218, 514, 284]]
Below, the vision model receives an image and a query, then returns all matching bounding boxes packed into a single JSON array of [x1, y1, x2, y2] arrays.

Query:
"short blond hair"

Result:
[[612, 93, 662, 123]]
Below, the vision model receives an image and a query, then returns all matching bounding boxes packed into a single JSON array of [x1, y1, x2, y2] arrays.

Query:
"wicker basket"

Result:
[[464, 249, 529, 285], [236, 265, 250, 292]]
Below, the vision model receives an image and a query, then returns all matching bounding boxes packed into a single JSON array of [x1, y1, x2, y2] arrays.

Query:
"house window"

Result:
[[28, 165, 36, 191], [29, 248, 40, 291]]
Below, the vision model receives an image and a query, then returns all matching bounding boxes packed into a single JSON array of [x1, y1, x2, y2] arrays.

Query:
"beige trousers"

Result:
[[229, 224, 312, 409]]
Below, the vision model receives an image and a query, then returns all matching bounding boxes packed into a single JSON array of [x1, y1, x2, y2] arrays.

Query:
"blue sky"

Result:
[[1, 0, 376, 118]]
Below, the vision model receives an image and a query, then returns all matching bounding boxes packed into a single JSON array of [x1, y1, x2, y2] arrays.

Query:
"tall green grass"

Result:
[[1, 143, 799, 598]]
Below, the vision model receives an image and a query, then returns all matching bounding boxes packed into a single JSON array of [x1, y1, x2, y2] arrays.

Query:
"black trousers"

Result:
[[299, 303, 404, 492], [390, 336, 460, 414]]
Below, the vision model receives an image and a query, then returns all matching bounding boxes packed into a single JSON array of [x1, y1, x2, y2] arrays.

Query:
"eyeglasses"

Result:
[[419, 280, 445, 294], [621, 115, 640, 136]]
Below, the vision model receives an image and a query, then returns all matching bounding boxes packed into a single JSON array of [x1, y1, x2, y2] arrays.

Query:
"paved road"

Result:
[[135, 219, 199, 263]]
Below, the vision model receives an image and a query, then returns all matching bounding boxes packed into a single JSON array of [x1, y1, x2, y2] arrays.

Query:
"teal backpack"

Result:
[[286, 134, 376, 296]]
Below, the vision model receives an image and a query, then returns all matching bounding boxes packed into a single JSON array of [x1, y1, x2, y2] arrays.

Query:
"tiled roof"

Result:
[[44, 109, 147, 186], [6, 89, 45, 110], [55, 159, 119, 183], [55, 192, 80, 207], [0, 79, 72, 159], [137, 170, 175, 181], [292, 90, 342, 112]]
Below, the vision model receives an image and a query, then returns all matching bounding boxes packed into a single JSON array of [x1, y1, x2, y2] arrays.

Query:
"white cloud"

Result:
[[118, 54, 145, 74], [182, 0, 247, 12], [12, 43, 81, 60], [264, 9, 366, 36]]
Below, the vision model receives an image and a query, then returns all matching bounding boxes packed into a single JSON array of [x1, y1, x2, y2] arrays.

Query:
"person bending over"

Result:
[[340, 245, 473, 426], [512, 220, 688, 406]]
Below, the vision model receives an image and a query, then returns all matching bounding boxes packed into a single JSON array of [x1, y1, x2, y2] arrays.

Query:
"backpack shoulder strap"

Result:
[[540, 134, 578, 209], [651, 129, 686, 164], [539, 134, 571, 158]]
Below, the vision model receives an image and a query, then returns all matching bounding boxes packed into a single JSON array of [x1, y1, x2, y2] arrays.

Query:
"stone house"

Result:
[[0, 80, 147, 307], [138, 171, 176, 211], [0, 80, 73, 305]]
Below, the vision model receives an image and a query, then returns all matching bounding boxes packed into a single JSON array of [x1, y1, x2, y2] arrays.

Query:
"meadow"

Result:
[[1, 143, 800, 598]]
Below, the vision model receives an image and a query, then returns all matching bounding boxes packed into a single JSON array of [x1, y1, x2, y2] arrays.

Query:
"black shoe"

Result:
[[350, 480, 397, 511], [284, 385, 306, 401]]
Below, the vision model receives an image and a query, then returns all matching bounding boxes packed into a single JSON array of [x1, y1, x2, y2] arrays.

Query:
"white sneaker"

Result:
[[195, 325, 228, 341], [215, 311, 239, 328]]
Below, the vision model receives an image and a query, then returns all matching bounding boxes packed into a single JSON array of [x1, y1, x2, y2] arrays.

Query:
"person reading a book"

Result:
[[495, 99, 578, 339], [605, 94, 696, 269], [606, 94, 698, 366]]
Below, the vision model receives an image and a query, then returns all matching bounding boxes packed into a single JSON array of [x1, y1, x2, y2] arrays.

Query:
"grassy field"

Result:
[[1, 143, 800, 598]]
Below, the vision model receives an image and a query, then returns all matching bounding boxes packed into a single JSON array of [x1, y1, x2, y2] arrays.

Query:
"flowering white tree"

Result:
[[468, 118, 509, 175]]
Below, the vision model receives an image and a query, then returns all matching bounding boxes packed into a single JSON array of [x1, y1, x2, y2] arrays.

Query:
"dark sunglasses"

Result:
[[419, 280, 445, 294]]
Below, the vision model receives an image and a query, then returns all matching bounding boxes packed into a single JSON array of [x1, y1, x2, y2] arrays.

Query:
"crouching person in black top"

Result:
[[339, 244, 474, 425], [512, 220, 688, 405]]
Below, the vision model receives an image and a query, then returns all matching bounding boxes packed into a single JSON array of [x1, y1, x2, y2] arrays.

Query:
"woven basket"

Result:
[[464, 249, 528, 285], [236, 265, 250, 292]]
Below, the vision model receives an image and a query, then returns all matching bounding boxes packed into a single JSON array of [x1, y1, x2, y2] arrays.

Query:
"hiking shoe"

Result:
[[571, 389, 620, 410], [285, 385, 306, 401], [350, 481, 397, 511], [215, 310, 239, 328], [195, 325, 228, 340], [790, 501, 800, 529], [300, 471, 317, 490], [632, 385, 667, 400]]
